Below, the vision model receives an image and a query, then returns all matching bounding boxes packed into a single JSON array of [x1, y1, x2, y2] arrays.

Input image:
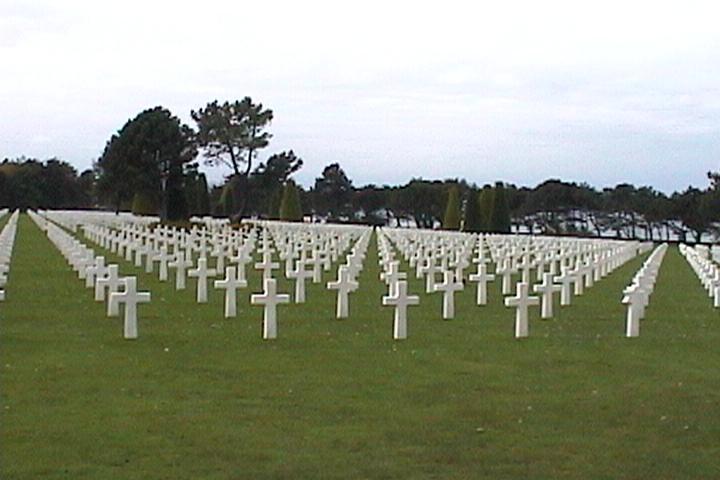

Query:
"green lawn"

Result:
[[1, 214, 719, 479]]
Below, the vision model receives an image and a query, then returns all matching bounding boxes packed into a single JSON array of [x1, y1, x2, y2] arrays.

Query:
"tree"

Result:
[[354, 185, 389, 225], [279, 180, 303, 221], [96, 106, 196, 219], [709, 170, 719, 190], [489, 182, 511, 233], [192, 98, 273, 219], [390, 179, 444, 228], [313, 163, 353, 221], [463, 188, 482, 232], [0, 157, 90, 210], [442, 185, 461, 230], [478, 185, 495, 233], [673, 187, 713, 242], [250, 150, 303, 218]]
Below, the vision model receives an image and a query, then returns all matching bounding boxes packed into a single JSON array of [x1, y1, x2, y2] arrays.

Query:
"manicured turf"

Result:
[[1, 214, 719, 479]]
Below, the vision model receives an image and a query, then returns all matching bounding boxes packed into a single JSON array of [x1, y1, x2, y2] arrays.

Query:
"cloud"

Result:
[[1, 0, 720, 192]]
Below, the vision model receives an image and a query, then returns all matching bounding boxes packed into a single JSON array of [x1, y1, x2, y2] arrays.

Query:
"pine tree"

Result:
[[131, 191, 158, 215], [490, 181, 511, 233], [279, 180, 303, 221], [197, 173, 211, 216], [478, 185, 495, 232], [442, 185, 461, 230], [219, 183, 234, 217], [463, 189, 482, 232]]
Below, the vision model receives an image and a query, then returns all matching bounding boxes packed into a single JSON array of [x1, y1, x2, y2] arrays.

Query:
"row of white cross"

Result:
[[29, 211, 151, 339], [33, 209, 664, 340], [0, 210, 19, 302], [376, 227, 649, 338], [622, 243, 668, 337], [680, 244, 720, 308], [38, 211, 373, 339]]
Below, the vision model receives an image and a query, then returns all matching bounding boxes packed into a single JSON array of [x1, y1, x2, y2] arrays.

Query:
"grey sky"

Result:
[[2, 0, 719, 193]]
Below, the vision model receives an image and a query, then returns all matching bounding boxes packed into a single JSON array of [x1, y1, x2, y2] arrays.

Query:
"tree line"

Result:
[[1, 98, 718, 241]]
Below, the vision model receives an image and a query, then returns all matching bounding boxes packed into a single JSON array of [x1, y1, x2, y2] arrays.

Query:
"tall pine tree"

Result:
[[478, 185, 495, 232], [279, 180, 303, 221], [463, 188, 482, 232], [442, 185, 461, 230], [490, 182, 511, 233]]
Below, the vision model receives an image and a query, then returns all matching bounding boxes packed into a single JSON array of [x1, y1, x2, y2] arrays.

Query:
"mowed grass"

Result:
[[1, 214, 719, 479]]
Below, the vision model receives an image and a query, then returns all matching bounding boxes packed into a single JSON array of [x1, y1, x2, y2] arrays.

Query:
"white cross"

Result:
[[533, 272, 562, 319], [504, 281, 539, 338], [153, 246, 173, 281], [468, 263, 495, 305], [255, 251, 279, 280], [95, 264, 125, 307], [571, 265, 585, 296], [380, 260, 406, 297], [188, 257, 217, 303], [307, 251, 323, 283], [423, 259, 442, 293], [495, 259, 517, 295], [286, 259, 314, 303], [168, 250, 192, 290], [84, 256, 107, 289], [108, 276, 151, 339], [433, 270, 464, 319], [214, 266, 248, 317], [382, 280, 419, 340], [211, 242, 227, 272], [327, 265, 359, 318], [230, 245, 253, 282], [554, 266, 575, 306], [622, 285, 645, 337], [251, 278, 290, 340]]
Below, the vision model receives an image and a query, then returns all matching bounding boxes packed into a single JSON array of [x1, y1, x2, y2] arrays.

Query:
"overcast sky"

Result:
[[2, 0, 719, 192]]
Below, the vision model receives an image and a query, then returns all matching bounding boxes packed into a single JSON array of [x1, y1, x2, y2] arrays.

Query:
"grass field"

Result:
[[1, 214, 719, 479]]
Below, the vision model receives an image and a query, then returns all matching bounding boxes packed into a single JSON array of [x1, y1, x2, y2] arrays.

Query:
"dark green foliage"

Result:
[[478, 185, 495, 233], [196, 173, 211, 216], [279, 180, 303, 221], [130, 191, 159, 215], [192, 98, 273, 218], [218, 183, 235, 217], [191, 98, 273, 176], [442, 185, 461, 230], [462, 189, 482, 232], [313, 163, 353, 221], [248, 150, 303, 218], [490, 182, 511, 233], [0, 158, 92, 210], [95, 106, 196, 219]]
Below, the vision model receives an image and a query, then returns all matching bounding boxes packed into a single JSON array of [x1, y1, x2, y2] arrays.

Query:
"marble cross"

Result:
[[255, 251, 279, 280], [382, 279, 419, 340], [214, 266, 247, 317], [433, 270, 463, 320], [168, 250, 192, 290], [188, 257, 217, 303], [327, 264, 359, 318], [468, 263, 495, 305], [251, 278, 290, 340], [286, 259, 314, 303], [533, 272, 562, 319], [108, 276, 151, 339], [380, 260, 406, 297], [504, 281, 539, 338], [95, 264, 124, 306]]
